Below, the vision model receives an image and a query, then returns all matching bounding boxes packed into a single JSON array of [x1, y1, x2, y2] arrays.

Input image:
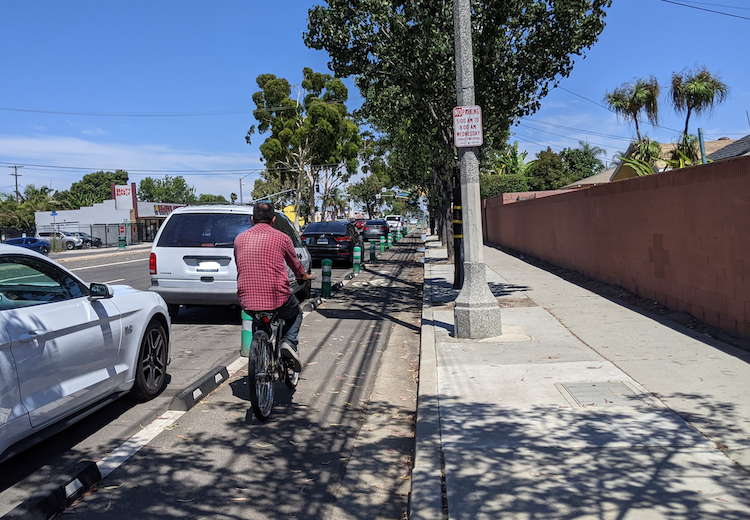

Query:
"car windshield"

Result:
[[303, 222, 348, 235], [157, 213, 254, 247]]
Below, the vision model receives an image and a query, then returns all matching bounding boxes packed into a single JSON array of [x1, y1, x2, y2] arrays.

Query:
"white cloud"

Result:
[[0, 134, 264, 199], [81, 128, 108, 136]]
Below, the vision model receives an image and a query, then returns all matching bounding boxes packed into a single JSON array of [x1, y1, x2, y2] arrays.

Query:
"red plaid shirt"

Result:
[[234, 223, 307, 311]]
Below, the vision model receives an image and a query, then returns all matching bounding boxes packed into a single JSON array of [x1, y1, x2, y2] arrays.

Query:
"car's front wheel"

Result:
[[131, 320, 169, 401], [41, 246, 50, 255], [66, 241, 75, 250]]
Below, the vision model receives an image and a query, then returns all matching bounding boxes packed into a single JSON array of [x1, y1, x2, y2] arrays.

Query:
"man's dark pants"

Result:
[[249, 293, 303, 350]]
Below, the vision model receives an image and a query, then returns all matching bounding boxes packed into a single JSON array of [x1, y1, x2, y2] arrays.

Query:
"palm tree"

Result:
[[670, 66, 729, 138], [605, 76, 660, 142]]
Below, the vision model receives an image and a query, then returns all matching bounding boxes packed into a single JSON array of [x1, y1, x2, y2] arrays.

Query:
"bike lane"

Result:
[[61, 238, 423, 519]]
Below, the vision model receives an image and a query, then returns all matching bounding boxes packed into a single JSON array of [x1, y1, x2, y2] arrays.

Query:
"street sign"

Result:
[[50, 211, 57, 217], [453, 105, 483, 147], [119, 225, 125, 235]]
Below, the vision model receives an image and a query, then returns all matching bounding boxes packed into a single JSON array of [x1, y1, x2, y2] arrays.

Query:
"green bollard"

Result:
[[240, 310, 253, 357], [397, 230, 403, 242], [370, 241, 377, 261], [321, 258, 332, 297], [380, 235, 386, 253], [353, 246, 361, 274], [387, 232, 392, 249]]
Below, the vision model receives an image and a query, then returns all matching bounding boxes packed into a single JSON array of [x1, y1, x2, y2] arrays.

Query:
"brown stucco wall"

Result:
[[482, 156, 750, 338]]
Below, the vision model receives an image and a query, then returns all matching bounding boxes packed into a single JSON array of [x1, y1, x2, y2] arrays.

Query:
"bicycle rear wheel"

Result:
[[249, 331, 274, 421], [283, 362, 299, 390]]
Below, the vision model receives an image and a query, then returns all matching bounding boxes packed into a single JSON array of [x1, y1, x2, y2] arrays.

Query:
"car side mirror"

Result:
[[89, 283, 114, 300]]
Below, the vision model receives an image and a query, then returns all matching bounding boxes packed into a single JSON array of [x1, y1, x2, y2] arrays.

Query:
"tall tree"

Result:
[[305, 0, 612, 245], [246, 68, 360, 229], [53, 170, 129, 209], [525, 148, 567, 191], [561, 141, 606, 182], [604, 76, 660, 142], [138, 176, 197, 204], [670, 66, 729, 139]]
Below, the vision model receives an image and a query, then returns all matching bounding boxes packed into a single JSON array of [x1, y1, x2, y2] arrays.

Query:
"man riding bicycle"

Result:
[[235, 202, 313, 372]]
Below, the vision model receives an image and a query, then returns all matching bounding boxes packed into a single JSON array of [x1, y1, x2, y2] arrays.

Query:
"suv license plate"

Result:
[[198, 262, 219, 271]]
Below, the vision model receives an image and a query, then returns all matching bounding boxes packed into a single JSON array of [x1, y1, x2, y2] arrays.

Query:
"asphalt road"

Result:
[[0, 239, 421, 519]]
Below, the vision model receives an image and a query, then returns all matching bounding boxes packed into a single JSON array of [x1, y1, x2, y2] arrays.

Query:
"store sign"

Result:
[[114, 185, 134, 210]]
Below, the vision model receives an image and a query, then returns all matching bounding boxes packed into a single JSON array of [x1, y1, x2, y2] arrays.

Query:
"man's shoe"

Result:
[[280, 341, 302, 372]]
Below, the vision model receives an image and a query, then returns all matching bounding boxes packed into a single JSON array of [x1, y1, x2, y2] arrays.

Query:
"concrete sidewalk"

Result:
[[412, 237, 750, 520]]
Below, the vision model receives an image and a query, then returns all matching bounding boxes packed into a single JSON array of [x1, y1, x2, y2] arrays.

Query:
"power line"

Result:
[[657, 0, 750, 20], [670, 0, 750, 10]]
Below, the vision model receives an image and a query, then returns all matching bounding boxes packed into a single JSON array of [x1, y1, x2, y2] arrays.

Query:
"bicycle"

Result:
[[247, 310, 299, 421]]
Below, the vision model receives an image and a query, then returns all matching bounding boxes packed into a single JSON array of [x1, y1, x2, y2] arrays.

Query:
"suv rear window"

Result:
[[157, 213, 253, 248], [303, 222, 348, 235]]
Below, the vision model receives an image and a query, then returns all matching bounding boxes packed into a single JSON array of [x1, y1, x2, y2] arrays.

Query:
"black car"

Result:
[[362, 219, 390, 242], [70, 232, 102, 248], [2, 237, 51, 255], [301, 221, 364, 266]]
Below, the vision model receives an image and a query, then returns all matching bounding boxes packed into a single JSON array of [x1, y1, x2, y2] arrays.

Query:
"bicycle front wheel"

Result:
[[249, 331, 274, 421]]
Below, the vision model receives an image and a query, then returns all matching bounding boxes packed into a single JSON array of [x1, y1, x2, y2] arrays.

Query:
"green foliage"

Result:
[[479, 173, 530, 199], [138, 176, 197, 204], [605, 76, 660, 141], [526, 148, 568, 190], [483, 142, 528, 177], [0, 185, 58, 233], [631, 138, 662, 164], [305, 0, 612, 233], [197, 193, 228, 203], [560, 141, 606, 183], [671, 134, 700, 162], [53, 170, 129, 209], [247, 68, 361, 227], [670, 66, 729, 138], [620, 157, 656, 176]]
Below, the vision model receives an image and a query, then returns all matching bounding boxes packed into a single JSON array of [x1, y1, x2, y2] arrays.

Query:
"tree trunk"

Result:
[[293, 170, 304, 231]]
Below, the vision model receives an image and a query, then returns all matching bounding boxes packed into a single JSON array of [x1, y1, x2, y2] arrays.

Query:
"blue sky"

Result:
[[1, 1, 748, 202]]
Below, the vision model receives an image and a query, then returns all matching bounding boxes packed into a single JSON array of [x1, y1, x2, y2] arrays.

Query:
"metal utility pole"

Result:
[[452, 0, 502, 339], [8, 165, 24, 202]]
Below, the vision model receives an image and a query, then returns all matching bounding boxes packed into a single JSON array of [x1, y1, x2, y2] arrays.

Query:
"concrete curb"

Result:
[[409, 251, 446, 519], [4, 461, 101, 519]]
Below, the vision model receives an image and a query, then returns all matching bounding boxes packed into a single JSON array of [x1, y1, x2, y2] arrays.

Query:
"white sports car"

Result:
[[0, 245, 171, 462]]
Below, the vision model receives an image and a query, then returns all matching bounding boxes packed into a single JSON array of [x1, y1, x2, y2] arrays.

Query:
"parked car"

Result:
[[149, 205, 312, 318], [354, 219, 367, 232], [70, 231, 102, 248], [301, 221, 364, 266], [0, 245, 171, 463], [2, 237, 51, 255], [362, 219, 390, 242], [385, 215, 403, 232], [35, 230, 83, 250]]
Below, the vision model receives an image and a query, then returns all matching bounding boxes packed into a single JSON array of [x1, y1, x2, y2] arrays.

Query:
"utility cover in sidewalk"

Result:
[[556, 382, 654, 408]]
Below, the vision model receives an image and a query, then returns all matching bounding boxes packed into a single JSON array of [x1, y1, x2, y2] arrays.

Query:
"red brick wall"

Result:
[[482, 156, 750, 338]]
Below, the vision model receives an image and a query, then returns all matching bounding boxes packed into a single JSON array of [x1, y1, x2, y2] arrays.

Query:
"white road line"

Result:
[[102, 278, 126, 284], [96, 410, 184, 479], [69, 258, 148, 271]]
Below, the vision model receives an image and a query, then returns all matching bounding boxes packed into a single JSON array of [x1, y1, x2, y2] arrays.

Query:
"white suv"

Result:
[[148, 205, 312, 318], [36, 230, 83, 250], [385, 215, 403, 232]]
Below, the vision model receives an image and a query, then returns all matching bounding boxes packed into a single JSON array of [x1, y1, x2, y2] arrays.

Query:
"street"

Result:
[[0, 238, 423, 519]]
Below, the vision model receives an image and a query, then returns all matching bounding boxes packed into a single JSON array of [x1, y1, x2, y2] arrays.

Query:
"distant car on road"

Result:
[[70, 231, 102, 248], [2, 237, 51, 255], [301, 221, 363, 266], [362, 219, 390, 242], [0, 245, 171, 463], [355, 219, 367, 232], [35, 230, 83, 250]]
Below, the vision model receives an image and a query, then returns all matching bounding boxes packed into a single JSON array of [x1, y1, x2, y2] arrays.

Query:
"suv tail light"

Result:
[[363, 226, 370, 231], [334, 236, 351, 243], [149, 253, 157, 274]]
